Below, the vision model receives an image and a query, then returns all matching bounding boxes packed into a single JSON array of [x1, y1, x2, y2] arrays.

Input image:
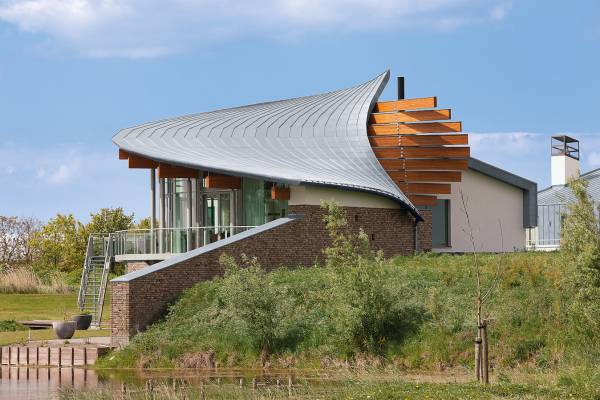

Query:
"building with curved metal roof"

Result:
[[113, 70, 422, 217], [86, 71, 540, 336]]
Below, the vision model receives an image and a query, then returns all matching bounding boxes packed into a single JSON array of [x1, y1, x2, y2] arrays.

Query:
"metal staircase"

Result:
[[77, 234, 114, 328]]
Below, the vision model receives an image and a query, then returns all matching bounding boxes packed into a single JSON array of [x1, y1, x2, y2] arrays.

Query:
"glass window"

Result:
[[432, 199, 450, 248], [265, 183, 288, 223], [242, 178, 265, 226]]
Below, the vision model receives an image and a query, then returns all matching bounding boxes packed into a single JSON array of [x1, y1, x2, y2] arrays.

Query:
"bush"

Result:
[[104, 203, 600, 373], [0, 320, 26, 332], [561, 177, 600, 337]]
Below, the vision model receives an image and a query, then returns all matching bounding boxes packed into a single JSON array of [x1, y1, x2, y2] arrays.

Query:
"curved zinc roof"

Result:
[[113, 70, 419, 218]]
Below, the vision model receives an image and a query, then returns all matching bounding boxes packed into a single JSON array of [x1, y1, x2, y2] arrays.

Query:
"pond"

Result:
[[0, 366, 358, 399]]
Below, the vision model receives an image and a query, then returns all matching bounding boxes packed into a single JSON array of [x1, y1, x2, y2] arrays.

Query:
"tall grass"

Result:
[[0, 268, 71, 294], [58, 376, 591, 400], [102, 251, 591, 372]]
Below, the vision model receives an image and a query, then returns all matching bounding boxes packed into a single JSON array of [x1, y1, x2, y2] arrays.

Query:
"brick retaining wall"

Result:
[[110, 205, 431, 346]]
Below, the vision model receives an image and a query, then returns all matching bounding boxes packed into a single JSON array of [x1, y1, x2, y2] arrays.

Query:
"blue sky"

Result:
[[0, 0, 599, 222]]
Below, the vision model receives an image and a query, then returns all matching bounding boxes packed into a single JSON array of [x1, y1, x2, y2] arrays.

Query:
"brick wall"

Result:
[[110, 205, 430, 346], [125, 261, 150, 273]]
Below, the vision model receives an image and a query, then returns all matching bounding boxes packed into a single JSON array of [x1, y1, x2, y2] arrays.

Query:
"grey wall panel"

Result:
[[113, 71, 421, 218]]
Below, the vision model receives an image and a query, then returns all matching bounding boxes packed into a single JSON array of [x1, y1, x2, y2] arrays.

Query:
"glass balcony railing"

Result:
[[91, 226, 256, 258]]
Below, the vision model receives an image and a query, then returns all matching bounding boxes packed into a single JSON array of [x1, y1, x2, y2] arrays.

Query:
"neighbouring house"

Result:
[[74, 71, 536, 345], [527, 135, 596, 250], [430, 158, 537, 253]]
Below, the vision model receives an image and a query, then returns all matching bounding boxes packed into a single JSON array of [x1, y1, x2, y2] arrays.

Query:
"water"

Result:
[[0, 366, 340, 399], [0, 366, 99, 400]]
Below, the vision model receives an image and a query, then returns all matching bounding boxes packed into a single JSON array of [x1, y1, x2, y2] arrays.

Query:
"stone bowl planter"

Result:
[[52, 321, 76, 339], [72, 314, 92, 330]]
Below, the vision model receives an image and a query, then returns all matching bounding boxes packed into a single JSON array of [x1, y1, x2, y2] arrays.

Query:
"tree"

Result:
[[561, 177, 600, 336], [460, 191, 504, 384], [134, 217, 152, 230], [85, 207, 134, 236], [29, 214, 86, 274], [0, 216, 41, 271]]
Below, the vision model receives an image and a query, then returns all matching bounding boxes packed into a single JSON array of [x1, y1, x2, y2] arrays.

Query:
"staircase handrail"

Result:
[[94, 233, 114, 327], [77, 235, 94, 310]]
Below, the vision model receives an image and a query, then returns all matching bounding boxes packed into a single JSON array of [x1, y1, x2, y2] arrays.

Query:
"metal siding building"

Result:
[[113, 70, 421, 218]]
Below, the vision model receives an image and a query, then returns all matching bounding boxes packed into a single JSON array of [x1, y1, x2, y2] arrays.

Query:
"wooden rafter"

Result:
[[380, 159, 469, 171], [369, 109, 451, 124], [205, 173, 241, 189], [118, 149, 130, 160], [158, 164, 199, 179], [271, 186, 291, 200], [397, 182, 451, 195], [369, 122, 462, 135], [374, 97, 437, 112], [128, 154, 159, 169], [368, 95, 468, 206], [373, 146, 469, 159], [408, 194, 438, 207], [387, 170, 462, 183], [369, 134, 468, 147]]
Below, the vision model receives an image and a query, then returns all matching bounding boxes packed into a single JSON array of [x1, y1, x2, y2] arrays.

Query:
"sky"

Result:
[[0, 0, 599, 222]]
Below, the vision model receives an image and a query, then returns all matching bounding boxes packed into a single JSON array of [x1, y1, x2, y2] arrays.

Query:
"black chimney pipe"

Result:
[[397, 76, 405, 100]]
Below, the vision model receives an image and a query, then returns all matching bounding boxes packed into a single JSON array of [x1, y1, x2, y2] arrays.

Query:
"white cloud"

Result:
[[469, 132, 600, 187], [0, 0, 514, 58], [36, 155, 82, 184]]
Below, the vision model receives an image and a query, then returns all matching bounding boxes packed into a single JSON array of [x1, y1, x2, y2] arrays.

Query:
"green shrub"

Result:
[[0, 320, 26, 332], [103, 203, 600, 373]]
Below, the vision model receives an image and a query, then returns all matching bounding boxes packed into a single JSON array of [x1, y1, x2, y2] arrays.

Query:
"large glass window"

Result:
[[432, 199, 450, 248], [242, 178, 265, 226], [242, 178, 288, 225]]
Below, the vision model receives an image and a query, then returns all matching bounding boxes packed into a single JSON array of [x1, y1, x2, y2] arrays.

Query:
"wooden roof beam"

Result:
[[374, 97, 437, 112], [408, 194, 438, 207], [369, 109, 451, 124], [158, 164, 200, 179], [398, 182, 452, 195], [387, 170, 462, 183], [373, 146, 470, 159], [369, 134, 468, 147], [368, 122, 462, 135], [379, 159, 469, 170], [128, 154, 159, 169], [205, 173, 242, 189]]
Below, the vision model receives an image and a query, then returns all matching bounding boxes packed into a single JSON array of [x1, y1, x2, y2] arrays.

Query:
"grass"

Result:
[[0, 328, 111, 346], [58, 374, 596, 399], [0, 292, 111, 345], [0, 268, 71, 294], [105, 251, 586, 371]]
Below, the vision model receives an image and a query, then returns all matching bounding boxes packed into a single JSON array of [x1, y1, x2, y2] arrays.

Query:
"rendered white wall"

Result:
[[289, 186, 401, 209], [434, 169, 525, 253], [551, 155, 579, 186]]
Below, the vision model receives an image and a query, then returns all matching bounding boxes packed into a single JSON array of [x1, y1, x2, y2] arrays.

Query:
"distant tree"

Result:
[[134, 217, 152, 230], [561, 177, 600, 336], [0, 216, 41, 271], [85, 207, 134, 236], [29, 214, 86, 274]]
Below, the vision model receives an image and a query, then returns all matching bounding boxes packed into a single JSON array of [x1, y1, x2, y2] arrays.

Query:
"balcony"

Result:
[[90, 226, 256, 262]]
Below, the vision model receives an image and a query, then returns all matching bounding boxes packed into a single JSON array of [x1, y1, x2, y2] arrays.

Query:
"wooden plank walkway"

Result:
[[1, 345, 110, 366]]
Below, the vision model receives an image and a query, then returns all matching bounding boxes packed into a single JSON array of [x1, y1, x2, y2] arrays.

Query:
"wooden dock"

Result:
[[1, 345, 110, 366]]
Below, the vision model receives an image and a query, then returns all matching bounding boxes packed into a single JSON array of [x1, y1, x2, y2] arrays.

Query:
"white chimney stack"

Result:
[[551, 135, 580, 186]]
